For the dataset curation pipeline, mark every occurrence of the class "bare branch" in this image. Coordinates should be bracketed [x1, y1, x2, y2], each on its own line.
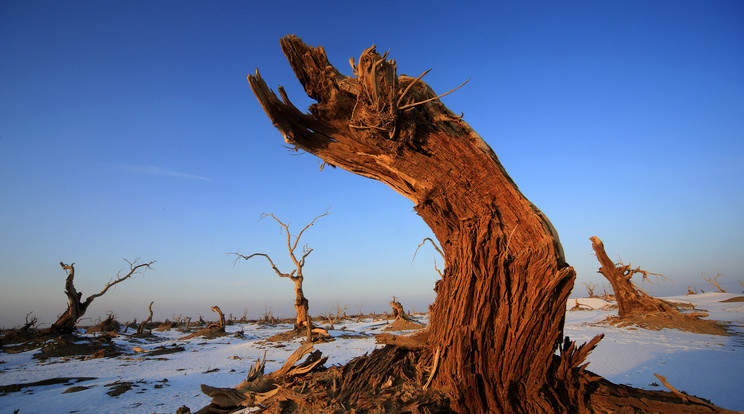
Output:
[299, 244, 313, 268]
[433, 256, 444, 279]
[86, 259, 155, 303]
[396, 68, 432, 108]
[582, 282, 597, 298]
[412, 237, 444, 264]
[230, 252, 294, 278]
[399, 78, 470, 111]
[291, 208, 331, 254]
[616, 258, 668, 285]
[701, 271, 726, 293]
[653, 374, 688, 403]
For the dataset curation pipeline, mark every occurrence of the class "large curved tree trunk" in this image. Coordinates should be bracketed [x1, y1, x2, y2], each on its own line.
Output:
[247, 36, 725, 413]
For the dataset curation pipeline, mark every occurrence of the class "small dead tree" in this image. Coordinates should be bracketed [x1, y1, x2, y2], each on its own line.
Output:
[583, 282, 597, 298]
[390, 296, 406, 320]
[21, 312, 39, 332]
[589, 236, 675, 318]
[50, 259, 154, 334]
[208, 306, 226, 332]
[701, 272, 726, 293]
[232, 210, 329, 330]
[137, 301, 154, 335]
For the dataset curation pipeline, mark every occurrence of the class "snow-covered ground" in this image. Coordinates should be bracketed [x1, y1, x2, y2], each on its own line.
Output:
[1, 292, 742, 413]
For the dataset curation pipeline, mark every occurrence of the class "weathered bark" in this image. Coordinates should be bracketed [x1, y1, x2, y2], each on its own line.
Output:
[247, 36, 727, 412]
[293, 279, 310, 329]
[590, 236, 677, 317]
[51, 260, 154, 334]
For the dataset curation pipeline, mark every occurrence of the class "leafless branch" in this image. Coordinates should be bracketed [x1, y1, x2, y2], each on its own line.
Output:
[412, 237, 444, 264]
[583, 282, 597, 298]
[399, 78, 470, 111]
[396, 68, 432, 107]
[432, 256, 444, 278]
[87, 259, 155, 302]
[230, 252, 295, 279]
[615, 258, 668, 285]
[701, 271, 726, 293]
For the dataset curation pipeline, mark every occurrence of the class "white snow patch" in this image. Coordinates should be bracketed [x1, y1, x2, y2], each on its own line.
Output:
[0, 296, 742, 412]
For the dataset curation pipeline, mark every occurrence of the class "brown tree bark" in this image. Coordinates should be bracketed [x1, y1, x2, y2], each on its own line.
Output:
[247, 36, 726, 412]
[50, 260, 154, 334]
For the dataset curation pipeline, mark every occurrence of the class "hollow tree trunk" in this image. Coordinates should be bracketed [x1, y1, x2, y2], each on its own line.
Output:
[248, 36, 724, 412]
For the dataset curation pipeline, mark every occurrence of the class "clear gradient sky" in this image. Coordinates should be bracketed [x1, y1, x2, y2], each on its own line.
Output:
[1, 1, 743, 328]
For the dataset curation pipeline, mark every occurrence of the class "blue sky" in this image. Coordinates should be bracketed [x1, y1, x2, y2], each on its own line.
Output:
[1, 1, 743, 328]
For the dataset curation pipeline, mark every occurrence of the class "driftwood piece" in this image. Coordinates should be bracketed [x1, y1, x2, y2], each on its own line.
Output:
[198, 343, 327, 412]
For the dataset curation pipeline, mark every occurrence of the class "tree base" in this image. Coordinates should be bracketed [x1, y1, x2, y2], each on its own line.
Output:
[190, 341, 731, 413]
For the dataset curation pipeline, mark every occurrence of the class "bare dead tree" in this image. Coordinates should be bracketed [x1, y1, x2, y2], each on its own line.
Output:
[244, 36, 726, 412]
[50, 259, 154, 334]
[137, 301, 154, 335]
[701, 272, 726, 293]
[583, 282, 597, 298]
[231, 210, 329, 330]
[389, 296, 406, 320]
[22, 312, 39, 332]
[590, 236, 677, 318]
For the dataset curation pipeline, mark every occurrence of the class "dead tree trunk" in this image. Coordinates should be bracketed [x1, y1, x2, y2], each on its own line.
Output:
[209, 306, 226, 331]
[137, 301, 154, 334]
[390, 297, 405, 320]
[247, 36, 725, 412]
[590, 236, 676, 317]
[232, 211, 328, 330]
[50, 260, 154, 334]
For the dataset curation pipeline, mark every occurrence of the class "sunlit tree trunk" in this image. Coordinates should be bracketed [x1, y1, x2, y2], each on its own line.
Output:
[247, 35, 725, 413]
